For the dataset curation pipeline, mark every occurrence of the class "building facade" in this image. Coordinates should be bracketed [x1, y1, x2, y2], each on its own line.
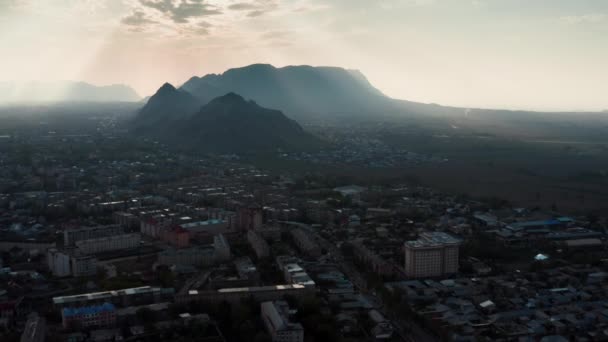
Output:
[261, 301, 304, 342]
[62, 303, 116, 329]
[75, 233, 140, 255]
[404, 232, 461, 278]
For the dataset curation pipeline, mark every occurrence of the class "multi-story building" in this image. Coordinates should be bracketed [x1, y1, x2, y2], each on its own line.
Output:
[47, 248, 97, 277]
[213, 234, 231, 262]
[63, 225, 124, 246]
[290, 229, 322, 258]
[237, 206, 263, 231]
[47, 248, 71, 277]
[53, 286, 167, 309]
[404, 232, 461, 278]
[160, 226, 190, 248]
[71, 254, 98, 277]
[180, 219, 231, 242]
[254, 225, 281, 242]
[283, 263, 315, 288]
[261, 301, 304, 342]
[75, 233, 140, 255]
[113, 211, 140, 229]
[247, 230, 270, 259]
[62, 302, 116, 329]
[351, 239, 394, 277]
[177, 284, 313, 306]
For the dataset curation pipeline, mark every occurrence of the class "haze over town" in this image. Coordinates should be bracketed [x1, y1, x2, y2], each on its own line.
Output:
[1, 0, 607, 111]
[3, 1, 608, 342]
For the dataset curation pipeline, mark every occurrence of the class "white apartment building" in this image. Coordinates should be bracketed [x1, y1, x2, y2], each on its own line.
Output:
[64, 225, 124, 246]
[261, 301, 304, 342]
[47, 248, 71, 277]
[213, 234, 231, 262]
[75, 233, 140, 255]
[47, 248, 97, 277]
[247, 230, 270, 259]
[404, 232, 461, 279]
[290, 229, 321, 258]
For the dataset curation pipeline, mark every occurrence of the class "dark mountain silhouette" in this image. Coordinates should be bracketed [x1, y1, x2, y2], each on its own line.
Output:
[132, 82, 201, 132]
[180, 64, 392, 120]
[0, 81, 140, 103]
[132, 87, 320, 152]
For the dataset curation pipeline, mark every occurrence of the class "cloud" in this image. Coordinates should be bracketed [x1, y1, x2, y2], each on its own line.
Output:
[228, 3, 258, 11]
[260, 30, 291, 40]
[121, 10, 157, 26]
[247, 10, 265, 17]
[560, 13, 606, 24]
[140, 0, 222, 23]
[227, 0, 278, 18]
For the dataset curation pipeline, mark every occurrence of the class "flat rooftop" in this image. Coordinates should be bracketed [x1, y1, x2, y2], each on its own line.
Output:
[405, 232, 461, 248]
[53, 286, 160, 305]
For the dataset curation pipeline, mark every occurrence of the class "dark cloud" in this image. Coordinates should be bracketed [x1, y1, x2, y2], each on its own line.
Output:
[140, 0, 222, 23]
[121, 10, 156, 26]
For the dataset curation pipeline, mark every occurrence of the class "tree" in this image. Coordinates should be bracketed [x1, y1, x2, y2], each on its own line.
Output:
[254, 332, 272, 342]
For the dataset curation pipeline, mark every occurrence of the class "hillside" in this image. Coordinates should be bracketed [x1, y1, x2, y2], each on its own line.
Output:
[132, 88, 320, 153]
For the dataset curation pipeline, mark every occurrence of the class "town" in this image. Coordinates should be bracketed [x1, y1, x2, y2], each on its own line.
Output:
[1, 125, 607, 342]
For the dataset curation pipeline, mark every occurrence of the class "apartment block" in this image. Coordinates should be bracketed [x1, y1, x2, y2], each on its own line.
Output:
[404, 232, 461, 278]
[261, 301, 304, 342]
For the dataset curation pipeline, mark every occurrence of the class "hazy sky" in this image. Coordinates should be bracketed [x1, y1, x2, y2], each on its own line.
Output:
[1, 0, 607, 111]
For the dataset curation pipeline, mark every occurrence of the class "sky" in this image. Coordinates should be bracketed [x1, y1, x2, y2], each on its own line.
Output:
[0, 0, 607, 111]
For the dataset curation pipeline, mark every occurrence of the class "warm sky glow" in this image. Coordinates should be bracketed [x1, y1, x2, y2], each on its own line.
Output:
[1, 0, 607, 111]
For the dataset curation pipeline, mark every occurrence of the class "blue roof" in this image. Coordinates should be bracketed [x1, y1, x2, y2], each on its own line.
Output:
[63, 303, 115, 317]
[509, 220, 562, 231]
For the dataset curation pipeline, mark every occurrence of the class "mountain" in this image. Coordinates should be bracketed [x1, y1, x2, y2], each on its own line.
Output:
[180, 64, 393, 121]
[132, 82, 201, 132]
[132, 87, 320, 153]
[0, 81, 140, 103]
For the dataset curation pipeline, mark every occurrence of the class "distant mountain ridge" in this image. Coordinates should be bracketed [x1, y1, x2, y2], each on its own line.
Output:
[132, 84, 320, 152]
[0, 81, 140, 103]
[180, 64, 391, 120]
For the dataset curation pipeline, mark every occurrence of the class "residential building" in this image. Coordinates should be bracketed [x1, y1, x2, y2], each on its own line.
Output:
[404, 232, 461, 278]
[213, 234, 231, 262]
[247, 230, 270, 259]
[63, 225, 124, 246]
[160, 226, 190, 248]
[290, 229, 321, 258]
[62, 303, 116, 329]
[238, 206, 263, 231]
[75, 233, 140, 255]
[53, 286, 167, 309]
[177, 284, 313, 306]
[261, 301, 304, 342]
[47, 248, 71, 277]
[47, 248, 97, 277]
